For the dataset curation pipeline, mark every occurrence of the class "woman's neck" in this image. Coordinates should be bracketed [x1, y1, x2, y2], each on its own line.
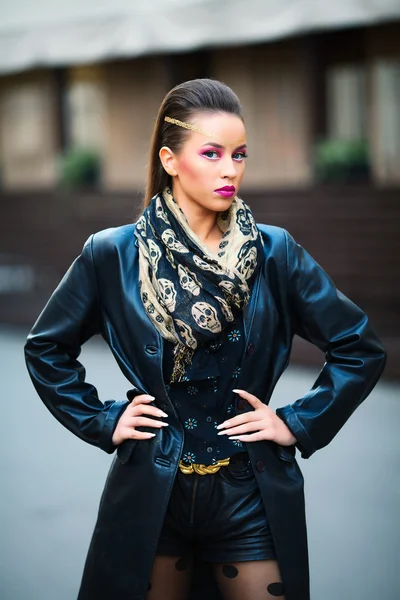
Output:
[173, 195, 222, 250]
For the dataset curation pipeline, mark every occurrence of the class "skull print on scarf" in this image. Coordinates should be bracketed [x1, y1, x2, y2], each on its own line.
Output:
[134, 187, 264, 381]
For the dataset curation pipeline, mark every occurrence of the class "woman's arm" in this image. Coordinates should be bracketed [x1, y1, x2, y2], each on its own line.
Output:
[24, 235, 133, 453]
[276, 231, 387, 459]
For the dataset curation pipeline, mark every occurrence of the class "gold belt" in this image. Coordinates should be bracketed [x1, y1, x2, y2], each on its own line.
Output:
[179, 457, 230, 475]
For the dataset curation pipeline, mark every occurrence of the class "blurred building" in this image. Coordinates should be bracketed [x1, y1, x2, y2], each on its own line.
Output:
[1, 2, 400, 189]
[0, 1, 399, 375]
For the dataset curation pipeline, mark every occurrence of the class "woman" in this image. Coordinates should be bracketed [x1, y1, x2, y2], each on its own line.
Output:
[25, 79, 386, 600]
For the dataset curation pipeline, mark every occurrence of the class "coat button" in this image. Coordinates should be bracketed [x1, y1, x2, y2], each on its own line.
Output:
[256, 460, 265, 472]
[246, 342, 255, 355]
[237, 398, 247, 411]
[145, 345, 158, 355]
[206, 416, 212, 423]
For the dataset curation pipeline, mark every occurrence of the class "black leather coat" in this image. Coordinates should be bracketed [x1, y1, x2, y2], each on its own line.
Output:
[24, 224, 386, 600]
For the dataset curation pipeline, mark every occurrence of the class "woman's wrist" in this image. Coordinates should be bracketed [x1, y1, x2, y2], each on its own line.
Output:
[274, 413, 297, 446]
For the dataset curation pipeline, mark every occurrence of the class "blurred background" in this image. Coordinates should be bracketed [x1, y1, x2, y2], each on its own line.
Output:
[0, 1, 399, 599]
[0, 0, 399, 376]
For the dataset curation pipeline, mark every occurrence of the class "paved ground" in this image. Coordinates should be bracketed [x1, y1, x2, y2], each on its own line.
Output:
[1, 327, 399, 600]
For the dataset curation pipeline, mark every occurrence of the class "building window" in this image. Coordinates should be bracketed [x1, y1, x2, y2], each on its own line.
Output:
[65, 68, 106, 153]
[326, 64, 367, 140]
[373, 60, 400, 183]
[0, 84, 45, 162]
[0, 79, 56, 188]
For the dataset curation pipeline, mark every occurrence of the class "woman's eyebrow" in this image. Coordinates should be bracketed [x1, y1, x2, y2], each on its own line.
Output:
[201, 142, 224, 149]
[200, 142, 247, 150]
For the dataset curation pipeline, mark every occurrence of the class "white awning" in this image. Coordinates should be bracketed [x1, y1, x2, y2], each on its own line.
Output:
[1, 0, 400, 75]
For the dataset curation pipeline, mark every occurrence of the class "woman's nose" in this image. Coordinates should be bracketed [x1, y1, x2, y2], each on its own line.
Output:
[221, 158, 237, 179]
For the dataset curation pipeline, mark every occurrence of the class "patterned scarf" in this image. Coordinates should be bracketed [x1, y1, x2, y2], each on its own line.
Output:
[134, 187, 264, 382]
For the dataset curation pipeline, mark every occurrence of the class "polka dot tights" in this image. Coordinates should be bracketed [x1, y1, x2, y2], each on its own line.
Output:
[146, 555, 285, 600]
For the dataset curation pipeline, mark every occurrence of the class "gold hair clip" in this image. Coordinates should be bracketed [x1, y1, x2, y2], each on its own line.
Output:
[164, 116, 218, 139]
[164, 116, 246, 147]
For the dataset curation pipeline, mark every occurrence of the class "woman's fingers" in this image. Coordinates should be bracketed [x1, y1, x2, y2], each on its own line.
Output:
[112, 422, 156, 445]
[129, 416, 169, 429]
[127, 394, 168, 418]
[218, 421, 264, 437]
[216, 411, 260, 431]
[129, 394, 155, 409]
[112, 394, 169, 445]
[131, 403, 168, 418]
[128, 429, 156, 440]
[229, 431, 267, 442]
[232, 389, 262, 407]
[113, 416, 167, 445]
[216, 390, 276, 441]
[132, 393, 155, 402]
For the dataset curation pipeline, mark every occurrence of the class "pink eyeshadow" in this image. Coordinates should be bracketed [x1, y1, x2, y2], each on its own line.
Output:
[200, 148, 222, 157]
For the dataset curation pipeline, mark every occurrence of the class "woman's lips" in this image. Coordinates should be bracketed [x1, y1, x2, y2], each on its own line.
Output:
[214, 186, 236, 198]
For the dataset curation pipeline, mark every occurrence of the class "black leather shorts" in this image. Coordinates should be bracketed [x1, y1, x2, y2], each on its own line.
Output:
[156, 453, 276, 563]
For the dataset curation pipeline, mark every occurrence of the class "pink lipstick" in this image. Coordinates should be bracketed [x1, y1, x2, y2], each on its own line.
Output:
[214, 186, 236, 198]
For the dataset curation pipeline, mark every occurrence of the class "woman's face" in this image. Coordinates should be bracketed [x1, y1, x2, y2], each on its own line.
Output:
[161, 111, 247, 216]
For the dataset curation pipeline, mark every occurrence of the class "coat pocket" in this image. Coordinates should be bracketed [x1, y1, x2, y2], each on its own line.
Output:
[116, 439, 138, 464]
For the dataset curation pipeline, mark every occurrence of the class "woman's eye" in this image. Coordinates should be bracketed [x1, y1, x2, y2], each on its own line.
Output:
[233, 152, 248, 161]
[202, 150, 219, 159]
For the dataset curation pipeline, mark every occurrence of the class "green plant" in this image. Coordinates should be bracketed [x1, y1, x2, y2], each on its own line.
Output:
[58, 147, 101, 191]
[315, 139, 370, 182]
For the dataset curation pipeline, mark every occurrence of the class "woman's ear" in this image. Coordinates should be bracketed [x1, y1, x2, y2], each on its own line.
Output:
[159, 147, 178, 177]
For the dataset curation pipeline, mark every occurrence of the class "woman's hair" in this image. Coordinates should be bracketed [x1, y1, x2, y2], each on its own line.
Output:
[142, 78, 243, 209]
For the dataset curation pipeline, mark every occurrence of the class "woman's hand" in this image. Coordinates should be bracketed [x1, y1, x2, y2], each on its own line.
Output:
[217, 389, 297, 446]
[112, 394, 168, 446]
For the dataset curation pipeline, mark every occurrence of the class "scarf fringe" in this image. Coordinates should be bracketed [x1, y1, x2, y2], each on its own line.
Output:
[170, 344, 195, 383]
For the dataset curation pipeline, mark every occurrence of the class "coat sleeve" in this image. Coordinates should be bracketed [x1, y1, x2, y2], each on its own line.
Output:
[275, 230, 387, 459]
[24, 235, 135, 453]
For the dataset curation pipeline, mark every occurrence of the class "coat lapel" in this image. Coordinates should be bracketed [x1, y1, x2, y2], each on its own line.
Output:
[243, 266, 262, 343]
